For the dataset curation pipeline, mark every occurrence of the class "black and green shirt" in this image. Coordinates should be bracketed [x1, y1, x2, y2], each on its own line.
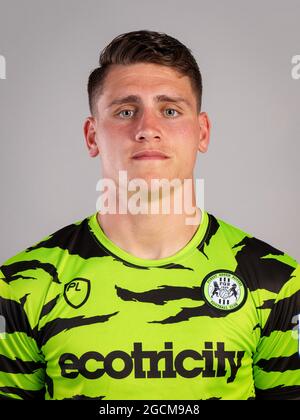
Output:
[0, 210, 299, 400]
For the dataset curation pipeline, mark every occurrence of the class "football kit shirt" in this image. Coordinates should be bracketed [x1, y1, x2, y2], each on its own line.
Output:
[0, 210, 299, 400]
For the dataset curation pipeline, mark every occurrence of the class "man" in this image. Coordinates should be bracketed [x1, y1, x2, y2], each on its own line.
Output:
[0, 30, 299, 400]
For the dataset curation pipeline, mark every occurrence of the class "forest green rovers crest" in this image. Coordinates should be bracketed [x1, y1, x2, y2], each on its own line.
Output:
[202, 270, 247, 312]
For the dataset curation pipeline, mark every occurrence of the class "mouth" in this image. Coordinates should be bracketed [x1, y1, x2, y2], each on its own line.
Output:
[131, 150, 170, 160]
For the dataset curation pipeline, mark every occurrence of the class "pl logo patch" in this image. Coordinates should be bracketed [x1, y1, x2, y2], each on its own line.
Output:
[202, 270, 247, 312]
[64, 278, 91, 309]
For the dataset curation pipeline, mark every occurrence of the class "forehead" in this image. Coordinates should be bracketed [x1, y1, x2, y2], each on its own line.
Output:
[100, 63, 194, 99]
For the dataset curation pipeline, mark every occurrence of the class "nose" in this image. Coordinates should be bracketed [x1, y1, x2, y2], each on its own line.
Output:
[134, 109, 161, 143]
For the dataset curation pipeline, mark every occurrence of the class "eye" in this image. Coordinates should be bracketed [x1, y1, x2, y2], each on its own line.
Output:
[164, 108, 180, 117]
[117, 109, 135, 118]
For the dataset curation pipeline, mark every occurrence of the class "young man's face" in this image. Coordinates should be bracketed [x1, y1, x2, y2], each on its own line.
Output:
[84, 62, 210, 185]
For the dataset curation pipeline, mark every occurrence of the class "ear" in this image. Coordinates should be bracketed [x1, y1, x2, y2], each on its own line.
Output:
[83, 116, 100, 158]
[197, 112, 211, 153]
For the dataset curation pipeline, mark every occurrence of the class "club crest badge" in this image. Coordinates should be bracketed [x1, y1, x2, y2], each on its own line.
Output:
[202, 270, 247, 312]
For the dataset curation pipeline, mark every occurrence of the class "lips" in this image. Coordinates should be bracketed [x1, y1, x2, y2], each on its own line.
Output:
[132, 150, 170, 159]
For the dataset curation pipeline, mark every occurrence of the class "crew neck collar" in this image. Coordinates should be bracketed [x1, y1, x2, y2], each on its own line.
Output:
[88, 209, 209, 267]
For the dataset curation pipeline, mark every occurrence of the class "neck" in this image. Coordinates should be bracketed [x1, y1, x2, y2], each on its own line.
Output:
[96, 184, 201, 260]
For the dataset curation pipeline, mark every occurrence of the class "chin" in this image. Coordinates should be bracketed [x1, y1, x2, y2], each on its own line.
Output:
[130, 170, 177, 183]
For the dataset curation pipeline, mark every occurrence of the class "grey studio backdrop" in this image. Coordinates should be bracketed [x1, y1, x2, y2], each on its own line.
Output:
[0, 0, 299, 263]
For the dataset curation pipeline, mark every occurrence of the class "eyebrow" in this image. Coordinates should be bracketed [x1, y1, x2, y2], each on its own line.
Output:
[107, 94, 192, 109]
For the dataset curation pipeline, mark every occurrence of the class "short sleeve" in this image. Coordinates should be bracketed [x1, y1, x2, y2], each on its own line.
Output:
[253, 264, 300, 400]
[0, 262, 46, 399]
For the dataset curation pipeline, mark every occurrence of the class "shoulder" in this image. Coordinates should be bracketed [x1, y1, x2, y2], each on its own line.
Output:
[0, 214, 95, 329]
[207, 212, 298, 293]
[0, 214, 93, 293]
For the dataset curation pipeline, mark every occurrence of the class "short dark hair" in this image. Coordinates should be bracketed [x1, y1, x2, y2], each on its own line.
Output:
[87, 30, 202, 115]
